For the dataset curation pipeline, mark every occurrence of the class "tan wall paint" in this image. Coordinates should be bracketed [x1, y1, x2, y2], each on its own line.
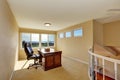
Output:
[103, 20, 120, 46]
[0, 0, 18, 80]
[93, 20, 120, 58]
[93, 20, 103, 45]
[19, 28, 56, 60]
[57, 20, 93, 62]
[93, 20, 120, 77]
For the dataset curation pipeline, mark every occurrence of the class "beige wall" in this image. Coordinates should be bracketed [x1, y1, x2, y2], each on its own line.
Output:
[93, 20, 103, 45]
[103, 20, 120, 46]
[0, 0, 18, 80]
[57, 20, 93, 62]
[92, 20, 120, 78]
[19, 28, 56, 60]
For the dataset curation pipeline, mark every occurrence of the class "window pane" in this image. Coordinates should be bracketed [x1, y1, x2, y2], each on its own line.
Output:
[59, 33, 64, 38]
[41, 34, 48, 47]
[31, 33, 39, 47]
[74, 28, 83, 37]
[48, 34, 55, 46]
[21, 33, 30, 47]
[66, 32, 71, 38]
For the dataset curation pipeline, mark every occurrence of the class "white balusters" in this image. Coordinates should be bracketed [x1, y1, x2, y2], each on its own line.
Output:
[88, 49, 120, 80]
[102, 59, 105, 80]
[114, 62, 117, 80]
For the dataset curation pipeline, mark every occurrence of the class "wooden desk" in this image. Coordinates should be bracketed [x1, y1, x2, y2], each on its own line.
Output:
[39, 49, 62, 71]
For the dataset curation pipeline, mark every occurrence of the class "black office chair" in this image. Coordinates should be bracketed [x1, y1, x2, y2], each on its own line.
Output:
[22, 41, 42, 69]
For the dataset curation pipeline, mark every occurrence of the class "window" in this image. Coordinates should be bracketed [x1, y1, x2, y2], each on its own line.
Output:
[41, 34, 48, 47]
[59, 33, 64, 38]
[41, 34, 55, 47]
[48, 34, 55, 46]
[31, 33, 39, 47]
[21, 33, 30, 47]
[74, 28, 83, 37]
[65, 31, 71, 38]
[21, 33, 55, 48]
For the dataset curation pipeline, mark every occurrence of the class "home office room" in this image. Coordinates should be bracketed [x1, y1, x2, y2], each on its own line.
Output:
[0, 0, 120, 80]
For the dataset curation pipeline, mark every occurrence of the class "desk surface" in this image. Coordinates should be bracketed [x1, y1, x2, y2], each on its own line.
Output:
[41, 48, 55, 53]
[38, 48, 62, 56]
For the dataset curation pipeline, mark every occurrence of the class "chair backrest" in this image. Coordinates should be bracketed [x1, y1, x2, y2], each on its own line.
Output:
[22, 41, 34, 59]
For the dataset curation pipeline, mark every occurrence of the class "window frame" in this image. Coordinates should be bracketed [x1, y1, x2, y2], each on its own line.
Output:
[65, 31, 71, 38]
[41, 34, 48, 47]
[20, 33, 55, 48]
[73, 28, 83, 37]
[21, 33, 31, 48]
[31, 33, 40, 48]
[48, 34, 55, 47]
[59, 33, 64, 38]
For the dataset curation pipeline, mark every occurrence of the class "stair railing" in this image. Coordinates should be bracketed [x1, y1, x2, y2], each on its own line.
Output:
[88, 49, 120, 80]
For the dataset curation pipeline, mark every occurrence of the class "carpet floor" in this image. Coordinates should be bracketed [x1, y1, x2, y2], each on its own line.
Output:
[12, 57, 89, 80]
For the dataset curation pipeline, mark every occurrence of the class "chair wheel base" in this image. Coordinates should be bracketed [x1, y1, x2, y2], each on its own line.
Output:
[27, 63, 41, 69]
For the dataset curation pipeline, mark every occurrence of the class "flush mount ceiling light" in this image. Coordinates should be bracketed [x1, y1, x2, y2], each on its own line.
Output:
[44, 23, 51, 27]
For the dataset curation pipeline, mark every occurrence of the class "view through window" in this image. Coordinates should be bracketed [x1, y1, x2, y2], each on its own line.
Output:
[41, 34, 48, 47]
[21, 33, 30, 47]
[59, 33, 64, 38]
[31, 33, 39, 47]
[65, 31, 71, 38]
[21, 33, 55, 48]
[48, 34, 55, 46]
[74, 28, 83, 37]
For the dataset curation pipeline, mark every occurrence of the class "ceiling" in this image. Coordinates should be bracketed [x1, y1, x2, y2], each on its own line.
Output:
[7, 0, 120, 31]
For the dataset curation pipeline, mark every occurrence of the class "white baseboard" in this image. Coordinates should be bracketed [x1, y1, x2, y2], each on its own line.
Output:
[9, 70, 14, 80]
[63, 56, 88, 65]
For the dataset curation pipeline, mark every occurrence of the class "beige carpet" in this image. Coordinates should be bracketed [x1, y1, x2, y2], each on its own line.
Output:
[12, 57, 89, 80]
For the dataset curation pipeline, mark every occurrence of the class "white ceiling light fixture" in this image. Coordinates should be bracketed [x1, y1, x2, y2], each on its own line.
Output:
[44, 23, 51, 27]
